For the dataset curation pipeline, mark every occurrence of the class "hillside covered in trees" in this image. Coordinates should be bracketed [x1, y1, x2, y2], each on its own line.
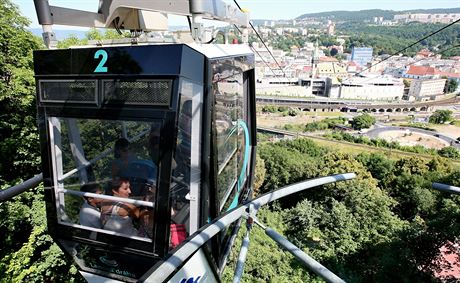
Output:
[223, 138, 460, 282]
[338, 22, 460, 56]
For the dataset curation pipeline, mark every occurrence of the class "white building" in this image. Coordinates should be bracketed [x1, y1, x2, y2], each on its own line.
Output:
[256, 78, 313, 97]
[394, 13, 460, 24]
[339, 76, 404, 101]
[408, 78, 447, 101]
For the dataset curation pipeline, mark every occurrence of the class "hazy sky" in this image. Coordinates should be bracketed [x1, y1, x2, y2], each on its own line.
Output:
[16, 0, 460, 29]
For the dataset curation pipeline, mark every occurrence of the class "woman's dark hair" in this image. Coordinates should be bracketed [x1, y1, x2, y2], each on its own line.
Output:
[114, 138, 129, 158]
[111, 177, 130, 193]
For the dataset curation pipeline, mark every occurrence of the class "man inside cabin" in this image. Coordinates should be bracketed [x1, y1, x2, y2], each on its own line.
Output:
[79, 183, 103, 229]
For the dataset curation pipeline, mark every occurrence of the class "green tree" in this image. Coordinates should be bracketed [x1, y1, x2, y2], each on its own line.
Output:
[330, 48, 338, 57]
[429, 110, 452, 124]
[252, 137, 459, 282]
[222, 207, 318, 282]
[57, 28, 128, 49]
[351, 113, 376, 130]
[0, 1, 82, 282]
[0, 188, 83, 283]
[56, 34, 87, 49]
[253, 153, 266, 196]
[444, 79, 458, 93]
[356, 152, 394, 182]
[403, 79, 411, 88]
[261, 105, 278, 113]
[438, 146, 460, 159]
[0, 0, 43, 183]
[258, 143, 319, 193]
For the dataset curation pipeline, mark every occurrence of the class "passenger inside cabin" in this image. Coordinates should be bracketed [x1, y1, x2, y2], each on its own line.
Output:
[101, 178, 152, 237]
[79, 183, 103, 229]
[111, 138, 136, 181]
[148, 126, 161, 167]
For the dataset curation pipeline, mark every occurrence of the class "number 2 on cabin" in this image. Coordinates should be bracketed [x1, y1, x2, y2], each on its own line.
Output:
[94, 50, 108, 73]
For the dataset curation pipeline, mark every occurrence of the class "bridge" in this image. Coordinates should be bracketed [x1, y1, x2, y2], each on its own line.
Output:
[257, 96, 460, 113]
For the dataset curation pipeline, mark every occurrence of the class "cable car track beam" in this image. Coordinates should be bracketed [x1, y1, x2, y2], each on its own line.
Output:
[0, 173, 43, 202]
[142, 173, 355, 282]
[432, 183, 460, 195]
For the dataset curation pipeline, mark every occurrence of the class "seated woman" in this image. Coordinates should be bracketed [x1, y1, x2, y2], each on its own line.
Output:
[101, 178, 144, 237]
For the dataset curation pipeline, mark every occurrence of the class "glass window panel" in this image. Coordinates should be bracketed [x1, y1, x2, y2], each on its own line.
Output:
[49, 117, 161, 241]
[171, 79, 203, 248]
[214, 72, 244, 210]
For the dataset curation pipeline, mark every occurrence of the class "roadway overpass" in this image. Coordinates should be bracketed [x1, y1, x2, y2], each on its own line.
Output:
[257, 96, 460, 113]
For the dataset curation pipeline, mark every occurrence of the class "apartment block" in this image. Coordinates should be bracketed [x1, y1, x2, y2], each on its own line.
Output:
[408, 78, 447, 101]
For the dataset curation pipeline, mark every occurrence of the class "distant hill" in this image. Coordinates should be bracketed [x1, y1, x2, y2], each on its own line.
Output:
[28, 26, 189, 40]
[29, 28, 87, 40]
[296, 8, 460, 22]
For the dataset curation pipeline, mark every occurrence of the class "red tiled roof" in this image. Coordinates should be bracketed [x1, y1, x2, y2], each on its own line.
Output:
[319, 56, 338, 62]
[406, 65, 437, 76]
[438, 71, 460, 79]
[347, 61, 358, 67]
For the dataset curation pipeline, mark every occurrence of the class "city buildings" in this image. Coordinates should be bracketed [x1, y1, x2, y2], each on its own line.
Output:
[408, 78, 447, 101]
[394, 13, 460, 24]
[351, 47, 373, 67]
[339, 76, 405, 101]
[327, 21, 335, 35]
[403, 65, 438, 79]
[248, 21, 459, 101]
[315, 61, 348, 79]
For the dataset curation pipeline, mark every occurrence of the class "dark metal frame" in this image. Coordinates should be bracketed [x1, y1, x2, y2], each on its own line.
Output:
[34, 43, 256, 281]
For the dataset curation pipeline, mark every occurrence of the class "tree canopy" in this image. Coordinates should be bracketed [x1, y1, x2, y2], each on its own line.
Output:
[429, 110, 453, 124]
[351, 113, 376, 130]
[0, 0, 43, 183]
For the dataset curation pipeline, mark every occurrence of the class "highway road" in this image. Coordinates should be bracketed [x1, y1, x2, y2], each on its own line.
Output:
[364, 125, 460, 150]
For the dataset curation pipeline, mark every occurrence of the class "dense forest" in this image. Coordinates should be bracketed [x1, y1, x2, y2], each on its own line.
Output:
[1, 1, 460, 282]
[222, 138, 460, 282]
[268, 22, 460, 56]
[338, 22, 460, 56]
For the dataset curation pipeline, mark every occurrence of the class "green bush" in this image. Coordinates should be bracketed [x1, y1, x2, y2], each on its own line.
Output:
[261, 105, 278, 113]
[351, 114, 376, 130]
[429, 110, 453, 124]
[438, 146, 460, 159]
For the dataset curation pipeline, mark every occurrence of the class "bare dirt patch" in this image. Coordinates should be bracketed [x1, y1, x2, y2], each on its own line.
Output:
[257, 113, 342, 128]
[377, 130, 449, 150]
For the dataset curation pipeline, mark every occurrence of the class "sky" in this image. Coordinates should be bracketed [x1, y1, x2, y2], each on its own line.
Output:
[16, 0, 460, 30]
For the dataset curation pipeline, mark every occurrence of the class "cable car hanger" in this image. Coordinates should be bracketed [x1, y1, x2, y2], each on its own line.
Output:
[33, 0, 250, 48]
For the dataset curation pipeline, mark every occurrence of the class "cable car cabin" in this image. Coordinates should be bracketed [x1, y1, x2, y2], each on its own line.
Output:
[33, 43, 256, 282]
